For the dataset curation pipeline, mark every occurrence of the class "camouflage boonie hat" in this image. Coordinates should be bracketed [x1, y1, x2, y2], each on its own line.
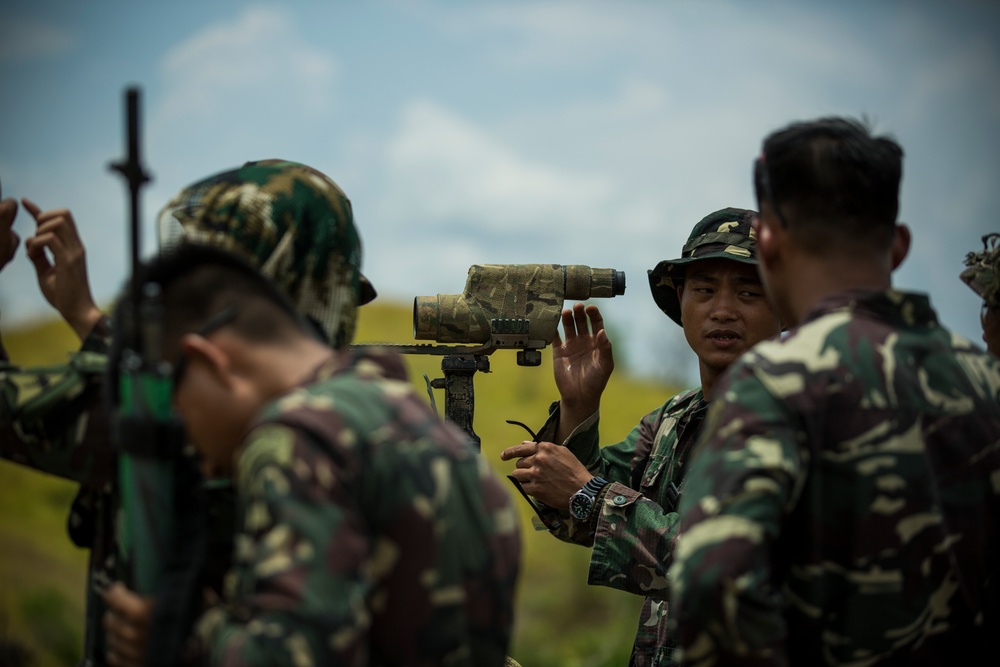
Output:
[961, 232, 1000, 310]
[157, 159, 374, 348]
[647, 207, 759, 326]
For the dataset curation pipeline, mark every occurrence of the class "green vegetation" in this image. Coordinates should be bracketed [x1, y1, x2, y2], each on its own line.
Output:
[0, 301, 680, 666]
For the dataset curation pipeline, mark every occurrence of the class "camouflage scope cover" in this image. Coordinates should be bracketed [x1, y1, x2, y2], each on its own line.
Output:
[961, 233, 1000, 310]
[647, 207, 759, 326]
[156, 159, 376, 348]
[414, 264, 626, 345]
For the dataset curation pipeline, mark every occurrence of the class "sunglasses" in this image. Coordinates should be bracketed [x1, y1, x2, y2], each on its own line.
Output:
[171, 306, 240, 395]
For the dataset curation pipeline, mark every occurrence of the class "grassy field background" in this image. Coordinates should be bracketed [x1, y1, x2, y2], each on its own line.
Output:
[0, 299, 678, 667]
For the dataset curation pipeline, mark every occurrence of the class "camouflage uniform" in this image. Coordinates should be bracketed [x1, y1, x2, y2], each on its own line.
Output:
[0, 159, 379, 667]
[0, 317, 118, 666]
[669, 289, 1000, 665]
[528, 209, 761, 667]
[189, 345, 520, 666]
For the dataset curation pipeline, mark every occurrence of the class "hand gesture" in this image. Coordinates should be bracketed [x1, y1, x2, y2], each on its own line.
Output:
[22, 198, 102, 340]
[552, 303, 614, 433]
[0, 198, 19, 271]
[500, 440, 593, 510]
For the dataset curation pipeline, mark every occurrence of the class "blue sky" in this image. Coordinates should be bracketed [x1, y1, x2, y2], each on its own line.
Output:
[1, 0, 998, 385]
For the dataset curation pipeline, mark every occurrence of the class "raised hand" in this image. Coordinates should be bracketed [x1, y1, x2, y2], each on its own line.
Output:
[551, 303, 615, 439]
[22, 198, 102, 340]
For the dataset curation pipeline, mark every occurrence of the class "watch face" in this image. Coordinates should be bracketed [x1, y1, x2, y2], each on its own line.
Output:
[569, 492, 593, 520]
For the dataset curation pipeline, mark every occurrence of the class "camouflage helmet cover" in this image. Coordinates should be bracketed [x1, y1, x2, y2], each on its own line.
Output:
[647, 207, 760, 326]
[157, 159, 375, 348]
[961, 232, 1000, 310]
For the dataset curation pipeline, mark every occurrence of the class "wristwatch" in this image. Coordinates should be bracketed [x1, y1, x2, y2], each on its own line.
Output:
[569, 476, 609, 520]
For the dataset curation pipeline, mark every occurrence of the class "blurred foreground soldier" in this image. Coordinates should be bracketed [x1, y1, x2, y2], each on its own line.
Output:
[961, 232, 1000, 356]
[102, 242, 521, 667]
[0, 160, 381, 666]
[501, 208, 781, 666]
[670, 117, 1000, 665]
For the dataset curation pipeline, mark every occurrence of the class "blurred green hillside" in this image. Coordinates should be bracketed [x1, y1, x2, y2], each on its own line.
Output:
[0, 301, 680, 667]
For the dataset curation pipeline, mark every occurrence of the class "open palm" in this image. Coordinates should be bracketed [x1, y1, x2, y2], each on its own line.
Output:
[552, 302, 615, 414]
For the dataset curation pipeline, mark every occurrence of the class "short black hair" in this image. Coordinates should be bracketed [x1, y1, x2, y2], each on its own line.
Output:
[754, 116, 903, 252]
[115, 244, 316, 364]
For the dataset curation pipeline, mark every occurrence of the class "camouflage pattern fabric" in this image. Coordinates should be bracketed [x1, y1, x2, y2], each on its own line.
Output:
[647, 208, 758, 326]
[414, 263, 622, 345]
[669, 289, 1000, 665]
[157, 159, 372, 349]
[530, 387, 709, 667]
[961, 232, 1000, 309]
[191, 346, 521, 666]
[0, 316, 118, 666]
[1, 160, 384, 666]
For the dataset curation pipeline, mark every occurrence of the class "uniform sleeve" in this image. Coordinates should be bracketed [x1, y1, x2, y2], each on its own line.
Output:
[528, 401, 603, 544]
[533, 400, 683, 603]
[0, 315, 114, 486]
[194, 422, 371, 667]
[668, 361, 803, 666]
[586, 404, 680, 600]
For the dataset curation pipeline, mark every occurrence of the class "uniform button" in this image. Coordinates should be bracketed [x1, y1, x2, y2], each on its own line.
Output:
[613, 495, 627, 505]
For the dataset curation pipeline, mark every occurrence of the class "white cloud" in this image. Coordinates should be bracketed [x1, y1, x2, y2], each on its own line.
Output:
[155, 6, 339, 124]
[0, 16, 74, 62]
[380, 99, 616, 231]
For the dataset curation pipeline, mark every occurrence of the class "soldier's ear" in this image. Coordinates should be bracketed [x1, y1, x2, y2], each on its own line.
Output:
[756, 212, 781, 270]
[890, 223, 911, 271]
[179, 333, 237, 391]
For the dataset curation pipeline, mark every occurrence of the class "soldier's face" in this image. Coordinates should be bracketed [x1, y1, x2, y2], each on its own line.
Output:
[172, 337, 258, 478]
[678, 258, 781, 387]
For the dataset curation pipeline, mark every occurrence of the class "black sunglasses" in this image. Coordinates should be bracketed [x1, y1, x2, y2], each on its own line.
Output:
[171, 306, 240, 395]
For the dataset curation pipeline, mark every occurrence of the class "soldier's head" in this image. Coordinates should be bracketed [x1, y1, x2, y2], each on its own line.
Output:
[961, 232, 1000, 356]
[752, 117, 911, 325]
[157, 159, 375, 350]
[122, 243, 335, 476]
[648, 208, 781, 395]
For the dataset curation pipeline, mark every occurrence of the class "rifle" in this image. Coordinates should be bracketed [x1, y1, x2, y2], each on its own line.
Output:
[356, 263, 626, 450]
[108, 86, 176, 596]
[109, 86, 205, 667]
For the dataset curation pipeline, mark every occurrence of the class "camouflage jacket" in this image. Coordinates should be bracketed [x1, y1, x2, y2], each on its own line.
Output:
[670, 289, 1000, 666]
[0, 318, 234, 667]
[0, 317, 118, 667]
[191, 346, 521, 667]
[532, 387, 709, 667]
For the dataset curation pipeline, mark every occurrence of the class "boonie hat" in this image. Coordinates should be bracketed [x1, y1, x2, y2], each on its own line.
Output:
[647, 207, 759, 326]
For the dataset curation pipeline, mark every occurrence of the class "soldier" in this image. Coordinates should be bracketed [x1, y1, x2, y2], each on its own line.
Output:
[101, 244, 521, 663]
[669, 117, 1000, 664]
[0, 195, 118, 667]
[500, 208, 782, 666]
[961, 232, 1000, 356]
[0, 160, 380, 666]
